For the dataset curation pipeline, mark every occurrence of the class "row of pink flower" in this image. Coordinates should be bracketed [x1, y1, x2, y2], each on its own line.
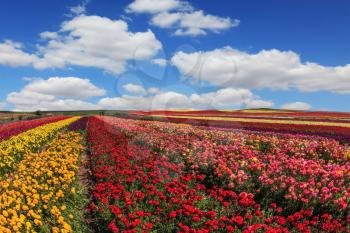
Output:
[87, 116, 350, 232]
[0, 116, 69, 141]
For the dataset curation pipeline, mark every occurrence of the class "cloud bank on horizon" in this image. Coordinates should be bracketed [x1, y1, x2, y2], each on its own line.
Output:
[0, 0, 348, 111]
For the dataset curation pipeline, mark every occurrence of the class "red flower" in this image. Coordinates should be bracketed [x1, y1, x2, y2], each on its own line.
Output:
[135, 210, 144, 217]
[144, 222, 153, 229]
[169, 211, 177, 218]
[109, 206, 121, 215]
[108, 220, 119, 233]
[239, 192, 248, 200]
[102, 197, 108, 205]
[192, 215, 201, 222]
[234, 216, 244, 225]
[227, 225, 235, 232]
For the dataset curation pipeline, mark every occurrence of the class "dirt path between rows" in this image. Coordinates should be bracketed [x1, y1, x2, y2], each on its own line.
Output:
[78, 133, 95, 233]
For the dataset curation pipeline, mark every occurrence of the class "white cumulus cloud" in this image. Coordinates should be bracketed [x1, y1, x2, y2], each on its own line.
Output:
[190, 88, 250, 108]
[281, 102, 312, 111]
[152, 58, 167, 67]
[23, 77, 106, 99]
[68, 0, 90, 16]
[147, 87, 161, 94]
[0, 15, 162, 74]
[12, 99, 100, 112]
[127, 0, 238, 36]
[99, 83, 273, 110]
[126, 0, 189, 14]
[99, 91, 190, 110]
[0, 40, 38, 67]
[171, 47, 350, 94]
[6, 80, 274, 111]
[6, 77, 105, 111]
[244, 99, 274, 109]
[35, 15, 162, 74]
[123, 83, 147, 96]
[39, 31, 58, 40]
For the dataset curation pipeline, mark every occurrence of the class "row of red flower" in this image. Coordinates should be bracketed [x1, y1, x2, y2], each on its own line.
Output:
[0, 116, 68, 141]
[87, 116, 350, 232]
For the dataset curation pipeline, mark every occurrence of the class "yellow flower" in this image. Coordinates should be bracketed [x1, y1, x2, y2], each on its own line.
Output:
[0, 125, 84, 233]
[52, 227, 60, 233]
[2, 210, 9, 217]
[25, 221, 32, 229]
[345, 148, 350, 159]
[34, 219, 41, 226]
[70, 188, 76, 194]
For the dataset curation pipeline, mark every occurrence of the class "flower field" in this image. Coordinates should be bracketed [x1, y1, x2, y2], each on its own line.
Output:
[0, 116, 69, 141]
[130, 110, 350, 142]
[1, 113, 350, 232]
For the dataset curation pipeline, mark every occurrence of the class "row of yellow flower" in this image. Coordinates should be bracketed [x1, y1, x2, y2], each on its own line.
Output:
[0, 131, 84, 233]
[0, 117, 80, 174]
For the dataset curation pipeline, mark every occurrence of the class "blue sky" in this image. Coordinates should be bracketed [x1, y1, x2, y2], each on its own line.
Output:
[0, 0, 349, 111]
